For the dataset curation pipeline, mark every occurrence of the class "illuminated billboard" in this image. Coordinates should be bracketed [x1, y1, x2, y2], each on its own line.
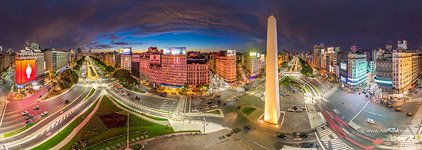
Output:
[16, 59, 36, 84]
[150, 54, 161, 64]
[122, 47, 132, 55]
[340, 62, 347, 71]
[226, 50, 236, 56]
[163, 47, 186, 55]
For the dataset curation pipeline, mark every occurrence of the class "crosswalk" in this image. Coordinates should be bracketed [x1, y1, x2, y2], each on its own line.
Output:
[323, 87, 338, 98]
[317, 125, 353, 150]
[329, 139, 353, 150]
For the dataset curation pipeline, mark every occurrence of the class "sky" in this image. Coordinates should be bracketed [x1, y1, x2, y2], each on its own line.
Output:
[1, 0, 422, 53]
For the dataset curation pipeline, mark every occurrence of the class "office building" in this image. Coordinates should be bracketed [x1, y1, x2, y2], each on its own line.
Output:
[215, 50, 237, 82]
[44, 49, 69, 73]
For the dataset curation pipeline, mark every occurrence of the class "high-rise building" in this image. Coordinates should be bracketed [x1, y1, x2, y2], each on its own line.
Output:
[346, 54, 368, 88]
[215, 50, 237, 82]
[161, 47, 187, 86]
[313, 44, 324, 68]
[187, 52, 209, 86]
[131, 54, 140, 77]
[120, 47, 132, 71]
[16, 49, 45, 78]
[243, 51, 262, 77]
[44, 49, 69, 73]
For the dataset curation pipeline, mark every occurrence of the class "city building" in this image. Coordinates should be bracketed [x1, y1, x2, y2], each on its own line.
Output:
[120, 47, 132, 71]
[0, 53, 13, 75]
[187, 52, 209, 86]
[44, 48, 69, 73]
[313, 44, 324, 68]
[161, 47, 187, 87]
[16, 49, 45, 78]
[131, 54, 140, 77]
[375, 42, 422, 98]
[346, 53, 368, 88]
[243, 51, 262, 77]
[215, 50, 237, 82]
[208, 53, 216, 73]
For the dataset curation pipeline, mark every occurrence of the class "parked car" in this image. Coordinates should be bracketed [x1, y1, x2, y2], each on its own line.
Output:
[301, 142, 317, 148]
[22, 111, 29, 116]
[367, 118, 375, 124]
[287, 108, 295, 112]
[244, 125, 252, 131]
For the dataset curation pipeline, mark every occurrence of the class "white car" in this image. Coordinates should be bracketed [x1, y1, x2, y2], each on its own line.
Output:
[22, 111, 29, 116]
[287, 108, 295, 112]
[367, 118, 375, 124]
[387, 128, 399, 133]
[41, 111, 48, 117]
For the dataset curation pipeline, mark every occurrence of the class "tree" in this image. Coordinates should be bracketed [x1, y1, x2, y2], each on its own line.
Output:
[113, 69, 138, 85]
[58, 69, 79, 89]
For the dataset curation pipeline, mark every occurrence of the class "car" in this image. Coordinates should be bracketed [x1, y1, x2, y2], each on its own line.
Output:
[395, 107, 402, 111]
[296, 108, 304, 112]
[25, 114, 33, 120]
[387, 128, 399, 133]
[276, 133, 288, 139]
[65, 99, 70, 104]
[301, 142, 317, 148]
[38, 95, 43, 98]
[287, 108, 295, 112]
[387, 104, 393, 108]
[367, 118, 375, 124]
[236, 106, 241, 111]
[244, 125, 252, 131]
[33, 105, 39, 110]
[22, 111, 29, 116]
[41, 111, 48, 117]
[292, 105, 298, 111]
[407, 112, 414, 116]
[299, 133, 309, 138]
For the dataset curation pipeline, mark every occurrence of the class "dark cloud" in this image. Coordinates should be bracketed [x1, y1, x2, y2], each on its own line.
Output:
[1, 0, 422, 51]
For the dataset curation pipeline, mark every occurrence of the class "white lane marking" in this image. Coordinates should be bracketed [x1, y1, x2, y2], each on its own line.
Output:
[349, 100, 370, 123]
[362, 110, 382, 117]
[0, 100, 7, 126]
[315, 131, 327, 150]
[253, 141, 270, 150]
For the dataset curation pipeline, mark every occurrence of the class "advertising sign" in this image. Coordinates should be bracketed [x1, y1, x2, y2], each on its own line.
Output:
[16, 59, 36, 84]
[163, 47, 186, 55]
[122, 47, 132, 55]
[227, 50, 236, 56]
[149, 54, 161, 64]
[340, 62, 347, 71]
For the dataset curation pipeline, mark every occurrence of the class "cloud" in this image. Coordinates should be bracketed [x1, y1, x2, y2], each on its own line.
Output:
[1, 0, 422, 51]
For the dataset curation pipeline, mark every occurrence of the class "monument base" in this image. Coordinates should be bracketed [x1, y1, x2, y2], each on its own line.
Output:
[258, 112, 285, 127]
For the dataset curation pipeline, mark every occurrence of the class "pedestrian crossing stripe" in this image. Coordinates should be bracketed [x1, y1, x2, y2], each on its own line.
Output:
[329, 139, 353, 150]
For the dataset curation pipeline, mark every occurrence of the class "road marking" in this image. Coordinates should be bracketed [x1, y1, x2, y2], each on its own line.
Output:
[349, 100, 370, 123]
[315, 131, 327, 150]
[362, 110, 382, 117]
[0, 100, 7, 126]
[253, 141, 270, 150]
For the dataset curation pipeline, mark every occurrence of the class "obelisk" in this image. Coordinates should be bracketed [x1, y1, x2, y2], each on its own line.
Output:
[264, 15, 280, 124]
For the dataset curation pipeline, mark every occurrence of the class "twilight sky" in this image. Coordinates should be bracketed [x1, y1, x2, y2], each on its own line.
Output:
[1, 0, 422, 52]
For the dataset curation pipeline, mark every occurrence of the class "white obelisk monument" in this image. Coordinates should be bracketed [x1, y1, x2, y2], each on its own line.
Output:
[264, 15, 280, 124]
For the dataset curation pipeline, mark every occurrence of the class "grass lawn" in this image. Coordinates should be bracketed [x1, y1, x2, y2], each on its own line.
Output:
[64, 96, 174, 150]
[32, 99, 99, 150]
[241, 106, 256, 116]
[88, 88, 96, 98]
[206, 109, 222, 115]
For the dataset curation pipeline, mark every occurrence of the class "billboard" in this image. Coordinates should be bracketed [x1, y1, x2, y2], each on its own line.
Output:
[226, 50, 236, 56]
[16, 59, 36, 84]
[150, 54, 161, 64]
[122, 47, 132, 55]
[163, 47, 186, 55]
[340, 62, 347, 71]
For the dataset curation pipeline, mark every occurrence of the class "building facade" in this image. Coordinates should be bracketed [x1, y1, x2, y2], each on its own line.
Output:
[44, 49, 69, 73]
[215, 50, 237, 82]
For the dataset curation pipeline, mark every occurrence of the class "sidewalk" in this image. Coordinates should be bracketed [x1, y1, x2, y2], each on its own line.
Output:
[52, 95, 104, 149]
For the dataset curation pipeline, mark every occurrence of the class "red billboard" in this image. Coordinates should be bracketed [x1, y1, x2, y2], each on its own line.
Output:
[16, 59, 36, 84]
[150, 54, 161, 64]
